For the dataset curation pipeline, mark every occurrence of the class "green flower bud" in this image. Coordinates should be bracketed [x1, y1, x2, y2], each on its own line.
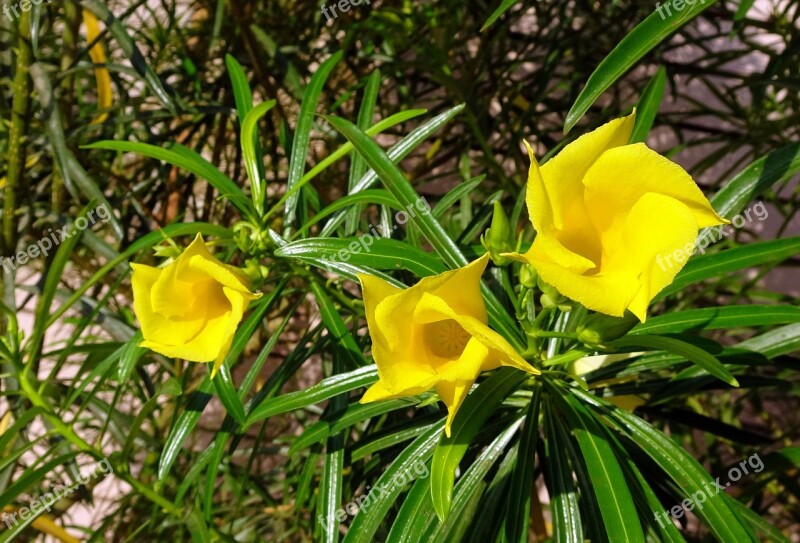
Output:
[577, 312, 639, 345]
[243, 258, 269, 285]
[481, 201, 515, 265]
[519, 265, 538, 288]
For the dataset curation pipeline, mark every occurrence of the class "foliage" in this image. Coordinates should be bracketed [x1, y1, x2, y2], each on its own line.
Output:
[0, 0, 798, 542]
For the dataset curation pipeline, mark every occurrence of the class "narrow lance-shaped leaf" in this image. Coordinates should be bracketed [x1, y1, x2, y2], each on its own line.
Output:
[284, 51, 344, 232]
[564, 0, 716, 132]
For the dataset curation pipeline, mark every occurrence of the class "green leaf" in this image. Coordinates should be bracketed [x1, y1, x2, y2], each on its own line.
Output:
[184, 508, 212, 543]
[342, 422, 445, 543]
[213, 363, 246, 425]
[25, 206, 88, 363]
[277, 238, 446, 278]
[318, 351, 349, 543]
[657, 236, 800, 300]
[320, 105, 465, 237]
[430, 368, 527, 520]
[611, 334, 739, 386]
[501, 382, 541, 543]
[543, 403, 584, 543]
[351, 418, 440, 462]
[430, 418, 524, 541]
[118, 331, 147, 383]
[225, 54, 255, 124]
[284, 51, 343, 231]
[346, 70, 382, 233]
[85, 141, 257, 222]
[290, 398, 419, 453]
[385, 476, 433, 543]
[80, 0, 177, 112]
[736, 323, 800, 359]
[725, 495, 789, 543]
[269, 109, 427, 228]
[573, 387, 758, 543]
[202, 431, 229, 519]
[296, 189, 400, 236]
[323, 115, 464, 268]
[551, 389, 645, 543]
[710, 142, 800, 219]
[245, 366, 378, 426]
[564, 0, 716, 132]
[28, 65, 124, 238]
[734, 0, 757, 21]
[629, 66, 666, 143]
[159, 376, 215, 480]
[311, 281, 370, 370]
[432, 176, 484, 219]
[241, 100, 277, 216]
[633, 305, 800, 335]
[481, 0, 519, 31]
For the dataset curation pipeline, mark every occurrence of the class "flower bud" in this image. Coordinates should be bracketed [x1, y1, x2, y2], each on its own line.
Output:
[519, 265, 538, 288]
[577, 312, 639, 345]
[481, 201, 515, 265]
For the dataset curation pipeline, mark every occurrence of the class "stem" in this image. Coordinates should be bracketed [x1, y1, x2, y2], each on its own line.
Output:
[531, 331, 577, 340]
[3, 8, 32, 256]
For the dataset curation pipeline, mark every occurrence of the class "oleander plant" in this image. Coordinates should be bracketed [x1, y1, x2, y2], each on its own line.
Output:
[1, 0, 799, 542]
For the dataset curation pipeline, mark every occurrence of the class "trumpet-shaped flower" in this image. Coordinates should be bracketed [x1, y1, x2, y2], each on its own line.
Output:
[508, 111, 728, 321]
[358, 254, 539, 436]
[131, 234, 261, 376]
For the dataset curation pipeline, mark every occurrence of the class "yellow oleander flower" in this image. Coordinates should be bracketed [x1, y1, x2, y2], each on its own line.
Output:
[508, 112, 728, 321]
[131, 234, 261, 376]
[358, 254, 539, 436]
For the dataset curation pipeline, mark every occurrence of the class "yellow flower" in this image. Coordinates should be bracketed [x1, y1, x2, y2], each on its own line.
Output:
[131, 234, 261, 376]
[358, 254, 539, 436]
[508, 112, 728, 321]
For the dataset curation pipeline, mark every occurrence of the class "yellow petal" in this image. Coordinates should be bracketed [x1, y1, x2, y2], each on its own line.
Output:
[435, 380, 472, 437]
[361, 379, 431, 403]
[615, 193, 701, 321]
[358, 272, 404, 352]
[583, 143, 728, 235]
[211, 287, 250, 377]
[540, 112, 636, 221]
[413, 292, 538, 375]
[536, 112, 636, 252]
[131, 263, 206, 345]
[427, 254, 489, 322]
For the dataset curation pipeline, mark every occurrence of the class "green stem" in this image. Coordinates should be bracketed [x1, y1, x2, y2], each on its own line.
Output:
[3, 9, 32, 256]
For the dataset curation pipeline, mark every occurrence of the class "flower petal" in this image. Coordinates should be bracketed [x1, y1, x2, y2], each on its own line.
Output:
[435, 380, 472, 437]
[583, 143, 728, 236]
[538, 112, 635, 232]
[617, 193, 700, 320]
[131, 263, 206, 345]
[413, 292, 538, 375]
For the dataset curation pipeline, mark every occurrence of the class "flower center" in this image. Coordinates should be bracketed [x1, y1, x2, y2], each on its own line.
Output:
[422, 319, 471, 359]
